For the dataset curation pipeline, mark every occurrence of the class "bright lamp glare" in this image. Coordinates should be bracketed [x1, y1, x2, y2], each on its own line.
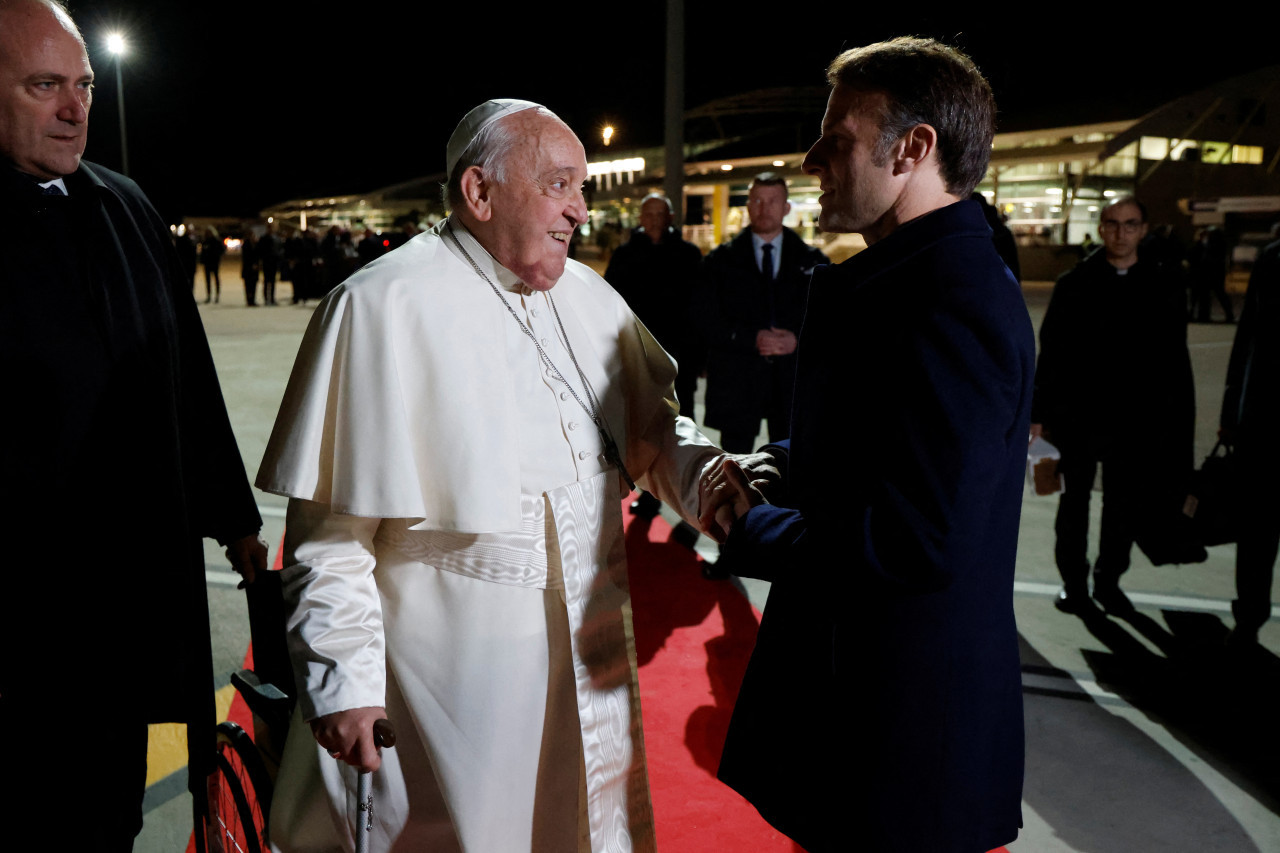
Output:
[106, 33, 127, 55]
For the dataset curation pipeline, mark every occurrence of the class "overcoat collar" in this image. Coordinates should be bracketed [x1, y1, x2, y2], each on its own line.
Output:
[835, 199, 991, 285]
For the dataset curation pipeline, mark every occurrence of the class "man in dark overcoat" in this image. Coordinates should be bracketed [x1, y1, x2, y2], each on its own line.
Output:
[1221, 225, 1280, 647]
[606, 192, 706, 518]
[702, 172, 827, 453]
[605, 193, 704, 420]
[0, 2, 265, 848]
[1032, 196, 1195, 614]
[703, 38, 1030, 853]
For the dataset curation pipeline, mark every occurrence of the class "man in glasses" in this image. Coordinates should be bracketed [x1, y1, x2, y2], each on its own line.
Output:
[1032, 196, 1195, 615]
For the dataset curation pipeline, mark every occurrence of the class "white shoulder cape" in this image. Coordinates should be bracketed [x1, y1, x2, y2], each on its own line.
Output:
[256, 223, 709, 532]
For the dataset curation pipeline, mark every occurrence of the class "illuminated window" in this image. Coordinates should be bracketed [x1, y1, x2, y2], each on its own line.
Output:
[1170, 139, 1197, 161]
[1232, 145, 1264, 164]
[1139, 136, 1169, 159]
[1202, 141, 1231, 164]
[1101, 141, 1136, 176]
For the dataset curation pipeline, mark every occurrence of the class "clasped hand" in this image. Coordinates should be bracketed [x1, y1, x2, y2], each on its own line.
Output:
[755, 327, 797, 357]
[697, 451, 778, 543]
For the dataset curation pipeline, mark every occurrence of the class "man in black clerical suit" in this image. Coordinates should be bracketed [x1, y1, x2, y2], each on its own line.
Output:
[0, 2, 266, 849]
[1032, 196, 1195, 615]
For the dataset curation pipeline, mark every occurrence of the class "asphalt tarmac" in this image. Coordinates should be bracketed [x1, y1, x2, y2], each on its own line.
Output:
[133, 257, 1278, 852]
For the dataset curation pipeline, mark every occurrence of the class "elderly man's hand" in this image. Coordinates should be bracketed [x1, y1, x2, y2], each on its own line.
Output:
[698, 453, 777, 542]
[225, 533, 268, 586]
[310, 706, 388, 773]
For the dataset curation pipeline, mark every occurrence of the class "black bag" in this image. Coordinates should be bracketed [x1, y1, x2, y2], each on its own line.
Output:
[1186, 441, 1240, 546]
[1135, 509, 1208, 566]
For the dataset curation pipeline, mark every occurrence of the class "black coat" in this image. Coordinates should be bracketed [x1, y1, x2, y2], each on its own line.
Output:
[719, 201, 1031, 853]
[1033, 250, 1195, 466]
[604, 226, 703, 363]
[1222, 237, 1280, 450]
[0, 162, 261, 778]
[701, 227, 826, 436]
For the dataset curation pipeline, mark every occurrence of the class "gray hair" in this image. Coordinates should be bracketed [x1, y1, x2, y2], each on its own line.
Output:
[640, 192, 672, 213]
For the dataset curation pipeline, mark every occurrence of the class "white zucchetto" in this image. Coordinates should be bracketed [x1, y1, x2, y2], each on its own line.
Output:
[446, 99, 543, 177]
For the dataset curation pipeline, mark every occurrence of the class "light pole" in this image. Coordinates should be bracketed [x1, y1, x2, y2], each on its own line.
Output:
[105, 32, 128, 176]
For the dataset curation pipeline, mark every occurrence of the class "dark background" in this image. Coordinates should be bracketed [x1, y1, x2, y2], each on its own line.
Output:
[63, 1, 1279, 220]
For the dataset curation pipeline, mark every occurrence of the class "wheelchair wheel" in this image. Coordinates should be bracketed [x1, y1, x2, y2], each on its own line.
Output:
[202, 721, 271, 853]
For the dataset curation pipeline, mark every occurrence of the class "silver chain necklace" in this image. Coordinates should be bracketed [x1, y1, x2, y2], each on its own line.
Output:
[446, 222, 635, 490]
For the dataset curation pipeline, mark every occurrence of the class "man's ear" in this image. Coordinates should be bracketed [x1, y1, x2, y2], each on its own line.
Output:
[893, 123, 939, 175]
[459, 166, 493, 222]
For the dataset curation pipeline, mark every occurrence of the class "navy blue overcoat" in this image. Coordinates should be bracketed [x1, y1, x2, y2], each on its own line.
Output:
[719, 200, 1033, 853]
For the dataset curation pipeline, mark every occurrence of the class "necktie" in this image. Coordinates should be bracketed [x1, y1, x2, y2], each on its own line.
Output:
[761, 242, 778, 330]
[760, 242, 774, 282]
[40, 183, 64, 196]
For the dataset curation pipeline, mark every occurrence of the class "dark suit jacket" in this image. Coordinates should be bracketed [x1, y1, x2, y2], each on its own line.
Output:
[718, 200, 1032, 853]
[701, 226, 826, 437]
[0, 161, 261, 781]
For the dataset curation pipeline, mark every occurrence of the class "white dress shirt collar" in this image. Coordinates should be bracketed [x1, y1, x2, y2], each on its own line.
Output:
[37, 177, 68, 195]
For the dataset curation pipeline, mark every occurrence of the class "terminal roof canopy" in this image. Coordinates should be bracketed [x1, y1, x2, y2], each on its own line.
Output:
[1098, 65, 1280, 164]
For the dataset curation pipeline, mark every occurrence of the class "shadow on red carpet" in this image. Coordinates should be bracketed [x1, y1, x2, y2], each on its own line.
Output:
[623, 505, 806, 852]
[623, 502, 1009, 853]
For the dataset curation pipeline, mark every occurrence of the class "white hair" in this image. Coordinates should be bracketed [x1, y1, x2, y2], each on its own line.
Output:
[442, 106, 557, 210]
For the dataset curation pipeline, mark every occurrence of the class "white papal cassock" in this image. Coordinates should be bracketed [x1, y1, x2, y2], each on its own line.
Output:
[256, 218, 719, 853]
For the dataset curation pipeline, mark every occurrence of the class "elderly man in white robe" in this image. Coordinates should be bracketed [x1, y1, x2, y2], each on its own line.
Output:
[257, 100, 753, 853]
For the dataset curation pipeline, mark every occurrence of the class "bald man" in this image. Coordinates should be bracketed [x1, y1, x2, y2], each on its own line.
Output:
[0, 1, 265, 848]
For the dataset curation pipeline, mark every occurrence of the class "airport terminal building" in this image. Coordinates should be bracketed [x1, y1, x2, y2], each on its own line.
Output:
[257, 65, 1280, 281]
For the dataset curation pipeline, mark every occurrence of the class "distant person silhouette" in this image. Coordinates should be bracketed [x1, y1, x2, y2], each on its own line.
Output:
[1221, 222, 1280, 647]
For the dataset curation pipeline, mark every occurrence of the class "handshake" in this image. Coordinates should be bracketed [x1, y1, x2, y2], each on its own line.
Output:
[696, 449, 785, 543]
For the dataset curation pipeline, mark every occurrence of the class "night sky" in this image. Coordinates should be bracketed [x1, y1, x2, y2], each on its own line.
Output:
[62, 1, 1279, 221]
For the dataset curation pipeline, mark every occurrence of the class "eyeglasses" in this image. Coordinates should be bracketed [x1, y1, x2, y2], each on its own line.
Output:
[1099, 218, 1143, 234]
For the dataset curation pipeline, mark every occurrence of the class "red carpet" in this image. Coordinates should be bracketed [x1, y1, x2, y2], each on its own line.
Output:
[622, 506, 805, 851]
[189, 508, 1009, 853]
[623, 503, 1007, 853]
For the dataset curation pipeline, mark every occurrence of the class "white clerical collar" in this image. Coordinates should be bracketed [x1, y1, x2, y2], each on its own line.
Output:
[37, 177, 68, 195]
[442, 216, 533, 296]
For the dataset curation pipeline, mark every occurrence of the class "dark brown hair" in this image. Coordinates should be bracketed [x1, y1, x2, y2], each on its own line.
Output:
[827, 37, 995, 197]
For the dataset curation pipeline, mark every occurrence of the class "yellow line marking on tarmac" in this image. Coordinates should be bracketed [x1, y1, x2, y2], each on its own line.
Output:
[145, 683, 237, 786]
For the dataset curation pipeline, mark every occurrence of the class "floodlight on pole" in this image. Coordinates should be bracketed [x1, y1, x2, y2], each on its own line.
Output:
[105, 32, 129, 176]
